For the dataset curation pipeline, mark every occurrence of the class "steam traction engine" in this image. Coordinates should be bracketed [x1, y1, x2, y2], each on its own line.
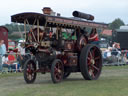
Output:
[11, 10, 108, 83]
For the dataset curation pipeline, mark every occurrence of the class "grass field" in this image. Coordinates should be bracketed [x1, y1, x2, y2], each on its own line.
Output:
[1, 66, 128, 96]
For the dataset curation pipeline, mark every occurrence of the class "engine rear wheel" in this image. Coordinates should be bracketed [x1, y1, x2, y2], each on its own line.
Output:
[24, 59, 37, 84]
[80, 44, 102, 80]
[51, 59, 64, 83]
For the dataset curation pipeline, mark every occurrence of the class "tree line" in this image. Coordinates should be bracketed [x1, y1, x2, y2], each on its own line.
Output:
[3, 23, 30, 40]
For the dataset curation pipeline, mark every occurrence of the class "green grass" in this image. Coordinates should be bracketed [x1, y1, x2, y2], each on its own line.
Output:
[1, 66, 128, 96]
[0, 72, 22, 78]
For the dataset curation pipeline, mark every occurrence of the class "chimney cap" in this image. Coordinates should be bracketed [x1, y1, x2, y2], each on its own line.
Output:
[42, 7, 53, 15]
[43, 7, 52, 11]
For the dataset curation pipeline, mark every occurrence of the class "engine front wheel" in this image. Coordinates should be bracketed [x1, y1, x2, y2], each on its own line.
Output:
[51, 59, 64, 83]
[80, 44, 102, 80]
[24, 59, 37, 84]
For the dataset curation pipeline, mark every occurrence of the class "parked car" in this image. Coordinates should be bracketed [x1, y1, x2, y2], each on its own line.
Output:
[99, 40, 110, 51]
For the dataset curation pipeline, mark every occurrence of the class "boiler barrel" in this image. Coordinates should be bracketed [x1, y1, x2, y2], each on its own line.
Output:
[72, 11, 94, 21]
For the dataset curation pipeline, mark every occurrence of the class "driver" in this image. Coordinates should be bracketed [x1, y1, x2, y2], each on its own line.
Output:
[88, 28, 99, 46]
[39, 30, 45, 41]
[29, 28, 45, 41]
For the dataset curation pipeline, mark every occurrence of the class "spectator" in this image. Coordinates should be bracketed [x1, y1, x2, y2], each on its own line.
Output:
[0, 40, 2, 73]
[0, 40, 6, 55]
[0, 40, 7, 73]
[8, 51, 20, 72]
[103, 47, 112, 59]
[112, 42, 116, 48]
[103, 47, 114, 63]
[111, 43, 121, 57]
[2, 54, 12, 72]
[17, 43, 25, 68]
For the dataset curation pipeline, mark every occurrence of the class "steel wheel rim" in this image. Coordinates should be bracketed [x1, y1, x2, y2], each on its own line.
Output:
[54, 61, 63, 81]
[26, 62, 35, 81]
[87, 46, 101, 78]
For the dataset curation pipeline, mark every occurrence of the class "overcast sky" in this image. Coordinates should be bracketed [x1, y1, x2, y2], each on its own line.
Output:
[0, 0, 128, 25]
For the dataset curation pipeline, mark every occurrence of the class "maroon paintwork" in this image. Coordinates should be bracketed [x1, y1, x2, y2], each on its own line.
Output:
[0, 26, 8, 50]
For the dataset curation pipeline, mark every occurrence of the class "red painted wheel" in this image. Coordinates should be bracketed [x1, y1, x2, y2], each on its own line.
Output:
[80, 44, 102, 80]
[24, 59, 37, 84]
[51, 59, 64, 83]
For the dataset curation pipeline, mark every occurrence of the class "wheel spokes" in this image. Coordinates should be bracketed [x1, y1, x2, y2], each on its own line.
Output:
[26, 62, 35, 80]
[91, 50, 95, 57]
[87, 51, 94, 65]
[95, 56, 100, 60]
[54, 62, 63, 81]
[91, 64, 99, 72]
[88, 68, 95, 78]
[55, 73, 62, 80]
[87, 47, 101, 78]
[87, 57, 92, 65]
[89, 51, 93, 59]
